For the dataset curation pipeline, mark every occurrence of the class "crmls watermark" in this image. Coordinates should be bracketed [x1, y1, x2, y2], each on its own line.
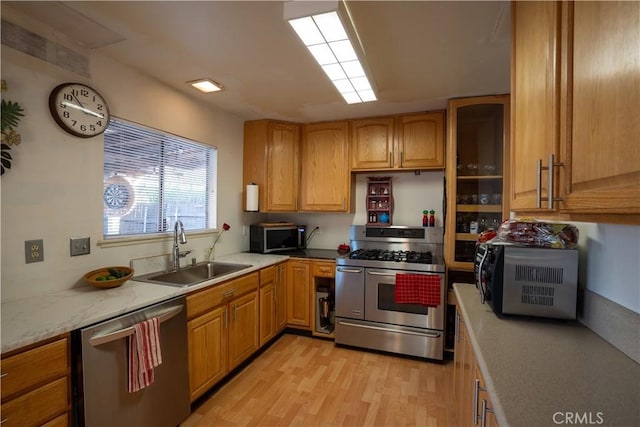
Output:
[553, 412, 605, 425]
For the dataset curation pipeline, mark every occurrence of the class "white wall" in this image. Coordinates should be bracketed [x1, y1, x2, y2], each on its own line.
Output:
[1, 27, 245, 301]
[264, 171, 445, 249]
[575, 222, 640, 313]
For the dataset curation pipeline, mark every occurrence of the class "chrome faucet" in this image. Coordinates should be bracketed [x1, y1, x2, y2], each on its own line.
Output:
[173, 220, 187, 270]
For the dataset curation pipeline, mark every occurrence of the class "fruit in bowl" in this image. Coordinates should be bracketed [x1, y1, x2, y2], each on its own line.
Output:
[84, 266, 134, 288]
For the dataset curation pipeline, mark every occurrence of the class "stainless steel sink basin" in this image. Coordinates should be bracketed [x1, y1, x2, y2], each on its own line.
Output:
[134, 262, 253, 287]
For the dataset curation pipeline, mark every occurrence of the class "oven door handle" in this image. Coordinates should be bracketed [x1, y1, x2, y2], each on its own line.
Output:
[337, 320, 442, 338]
[336, 267, 364, 273]
[367, 271, 397, 277]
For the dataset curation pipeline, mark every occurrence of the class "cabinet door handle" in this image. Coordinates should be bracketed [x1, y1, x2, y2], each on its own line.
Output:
[473, 378, 487, 425]
[400, 151, 404, 167]
[455, 313, 460, 343]
[0, 372, 7, 379]
[234, 304, 237, 322]
[224, 308, 228, 329]
[389, 152, 392, 166]
[536, 153, 564, 209]
[1, 418, 7, 424]
[223, 289, 237, 298]
[481, 399, 494, 427]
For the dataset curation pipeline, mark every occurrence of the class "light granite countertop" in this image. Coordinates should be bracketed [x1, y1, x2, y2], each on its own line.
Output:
[1, 253, 288, 353]
[454, 283, 640, 427]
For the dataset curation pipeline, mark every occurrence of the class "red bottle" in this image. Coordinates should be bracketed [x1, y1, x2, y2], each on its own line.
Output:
[429, 210, 436, 227]
[422, 210, 428, 227]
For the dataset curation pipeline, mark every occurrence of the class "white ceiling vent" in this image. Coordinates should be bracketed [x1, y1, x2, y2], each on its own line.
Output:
[6, 1, 125, 50]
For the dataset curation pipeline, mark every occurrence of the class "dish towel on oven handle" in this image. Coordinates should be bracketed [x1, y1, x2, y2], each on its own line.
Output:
[128, 317, 162, 393]
[394, 273, 441, 307]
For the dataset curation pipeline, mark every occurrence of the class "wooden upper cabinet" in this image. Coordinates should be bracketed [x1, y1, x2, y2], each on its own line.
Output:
[351, 117, 395, 169]
[560, 1, 639, 218]
[351, 113, 445, 171]
[510, 1, 639, 223]
[510, 0, 561, 212]
[243, 120, 300, 212]
[299, 121, 352, 212]
[397, 111, 445, 169]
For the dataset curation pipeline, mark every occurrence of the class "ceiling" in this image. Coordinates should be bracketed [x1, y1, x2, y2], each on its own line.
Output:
[6, 1, 511, 123]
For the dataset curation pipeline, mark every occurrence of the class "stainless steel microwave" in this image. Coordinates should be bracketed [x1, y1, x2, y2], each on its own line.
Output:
[474, 243, 578, 319]
[249, 223, 307, 253]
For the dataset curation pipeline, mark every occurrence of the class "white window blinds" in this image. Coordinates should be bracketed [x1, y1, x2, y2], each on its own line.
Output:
[103, 118, 217, 237]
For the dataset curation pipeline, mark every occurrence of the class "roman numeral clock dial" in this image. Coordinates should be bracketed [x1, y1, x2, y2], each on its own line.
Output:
[49, 83, 111, 138]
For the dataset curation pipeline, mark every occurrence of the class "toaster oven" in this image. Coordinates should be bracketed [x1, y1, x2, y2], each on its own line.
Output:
[474, 243, 578, 319]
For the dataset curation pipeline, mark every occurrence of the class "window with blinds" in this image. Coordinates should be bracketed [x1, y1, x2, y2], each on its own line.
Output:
[103, 118, 217, 237]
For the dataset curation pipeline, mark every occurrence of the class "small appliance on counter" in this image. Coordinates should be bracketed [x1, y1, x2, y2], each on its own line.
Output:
[249, 222, 306, 254]
[474, 243, 579, 319]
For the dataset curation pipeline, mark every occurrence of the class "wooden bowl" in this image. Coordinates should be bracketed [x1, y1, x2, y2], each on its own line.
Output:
[84, 266, 134, 288]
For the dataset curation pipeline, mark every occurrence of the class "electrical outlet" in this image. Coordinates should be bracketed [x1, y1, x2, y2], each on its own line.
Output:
[70, 237, 91, 256]
[25, 239, 44, 263]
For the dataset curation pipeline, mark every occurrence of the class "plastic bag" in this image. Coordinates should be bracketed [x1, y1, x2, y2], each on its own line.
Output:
[492, 218, 579, 249]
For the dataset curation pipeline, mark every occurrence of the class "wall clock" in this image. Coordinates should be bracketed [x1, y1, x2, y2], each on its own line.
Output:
[48, 83, 111, 138]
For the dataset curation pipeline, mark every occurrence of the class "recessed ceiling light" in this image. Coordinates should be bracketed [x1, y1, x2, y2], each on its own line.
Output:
[187, 78, 223, 93]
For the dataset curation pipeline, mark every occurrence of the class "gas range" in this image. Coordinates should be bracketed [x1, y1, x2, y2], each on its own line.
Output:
[336, 225, 445, 273]
[334, 225, 446, 360]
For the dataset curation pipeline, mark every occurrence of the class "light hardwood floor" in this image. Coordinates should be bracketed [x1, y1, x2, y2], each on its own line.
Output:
[181, 334, 456, 427]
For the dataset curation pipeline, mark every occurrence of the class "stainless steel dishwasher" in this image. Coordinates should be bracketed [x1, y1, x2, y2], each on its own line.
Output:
[76, 296, 190, 427]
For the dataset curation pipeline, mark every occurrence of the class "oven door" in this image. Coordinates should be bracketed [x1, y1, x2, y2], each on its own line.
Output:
[365, 268, 444, 330]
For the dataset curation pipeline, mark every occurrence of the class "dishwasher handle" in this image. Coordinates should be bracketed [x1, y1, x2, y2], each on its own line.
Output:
[89, 304, 184, 347]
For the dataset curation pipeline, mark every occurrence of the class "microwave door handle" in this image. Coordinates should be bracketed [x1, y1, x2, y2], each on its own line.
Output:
[477, 249, 488, 304]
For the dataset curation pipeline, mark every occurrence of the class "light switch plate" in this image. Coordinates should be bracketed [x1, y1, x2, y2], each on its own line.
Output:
[70, 237, 91, 256]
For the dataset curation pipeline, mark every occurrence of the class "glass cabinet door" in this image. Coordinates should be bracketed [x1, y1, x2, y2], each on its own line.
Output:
[445, 96, 510, 271]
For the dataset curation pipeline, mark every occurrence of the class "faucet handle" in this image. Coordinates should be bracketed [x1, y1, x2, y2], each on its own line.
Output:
[178, 250, 192, 258]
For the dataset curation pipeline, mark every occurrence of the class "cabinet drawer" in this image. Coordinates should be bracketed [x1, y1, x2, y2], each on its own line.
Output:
[312, 261, 335, 278]
[0, 376, 68, 427]
[187, 272, 259, 319]
[260, 266, 276, 286]
[1, 337, 68, 401]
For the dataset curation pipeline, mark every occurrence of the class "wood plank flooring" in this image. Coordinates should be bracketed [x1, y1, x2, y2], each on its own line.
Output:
[181, 334, 456, 427]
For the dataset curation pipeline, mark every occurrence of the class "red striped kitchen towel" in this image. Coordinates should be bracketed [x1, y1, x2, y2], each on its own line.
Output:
[128, 317, 162, 393]
[395, 273, 441, 307]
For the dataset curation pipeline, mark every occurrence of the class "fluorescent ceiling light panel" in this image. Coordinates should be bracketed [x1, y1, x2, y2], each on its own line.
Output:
[286, 3, 377, 104]
[188, 78, 222, 93]
[322, 63, 347, 80]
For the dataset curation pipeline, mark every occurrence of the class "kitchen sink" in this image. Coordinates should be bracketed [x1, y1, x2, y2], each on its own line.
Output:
[134, 262, 253, 287]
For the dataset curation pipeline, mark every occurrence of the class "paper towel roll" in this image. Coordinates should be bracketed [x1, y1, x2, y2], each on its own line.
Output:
[246, 184, 259, 211]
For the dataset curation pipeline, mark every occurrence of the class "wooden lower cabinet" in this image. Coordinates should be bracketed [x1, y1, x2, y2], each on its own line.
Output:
[259, 263, 287, 347]
[228, 291, 259, 370]
[275, 262, 287, 332]
[187, 305, 228, 401]
[186, 272, 259, 402]
[286, 259, 311, 329]
[0, 335, 71, 427]
[454, 309, 498, 427]
[475, 364, 498, 427]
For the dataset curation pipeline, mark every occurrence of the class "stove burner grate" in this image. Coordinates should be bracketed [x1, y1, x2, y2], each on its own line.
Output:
[349, 249, 433, 265]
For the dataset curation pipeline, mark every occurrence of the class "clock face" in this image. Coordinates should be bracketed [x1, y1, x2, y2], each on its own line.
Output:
[49, 83, 111, 138]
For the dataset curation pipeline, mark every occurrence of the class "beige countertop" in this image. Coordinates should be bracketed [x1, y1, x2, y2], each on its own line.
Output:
[1, 253, 288, 353]
[454, 283, 640, 427]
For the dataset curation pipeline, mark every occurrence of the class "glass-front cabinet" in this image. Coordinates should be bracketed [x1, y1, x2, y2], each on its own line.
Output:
[445, 95, 510, 271]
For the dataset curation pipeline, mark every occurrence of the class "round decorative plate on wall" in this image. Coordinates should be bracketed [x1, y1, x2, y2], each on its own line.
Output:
[48, 83, 110, 138]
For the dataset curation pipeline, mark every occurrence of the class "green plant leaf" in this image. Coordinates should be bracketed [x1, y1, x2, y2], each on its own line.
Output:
[1, 99, 24, 131]
[1, 143, 11, 175]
